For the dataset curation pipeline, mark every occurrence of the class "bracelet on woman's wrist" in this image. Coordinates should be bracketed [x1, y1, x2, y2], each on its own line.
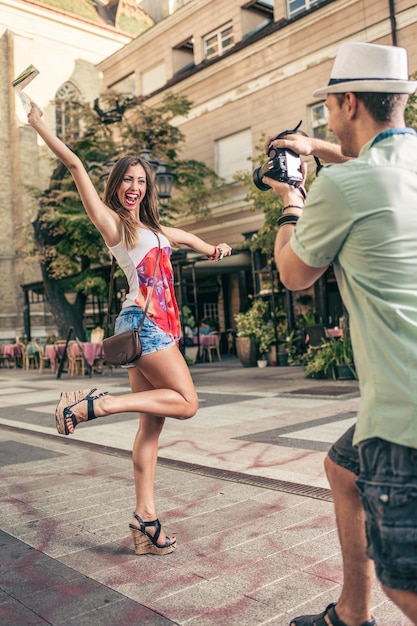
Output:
[207, 246, 224, 261]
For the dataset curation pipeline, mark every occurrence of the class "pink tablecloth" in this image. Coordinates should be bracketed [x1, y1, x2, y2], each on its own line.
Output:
[3, 344, 22, 360]
[325, 328, 344, 339]
[68, 342, 104, 366]
[44, 342, 103, 370]
[44, 343, 66, 370]
[193, 334, 218, 357]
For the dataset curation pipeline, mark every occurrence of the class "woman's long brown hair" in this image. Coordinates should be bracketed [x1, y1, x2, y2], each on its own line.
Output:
[103, 156, 161, 249]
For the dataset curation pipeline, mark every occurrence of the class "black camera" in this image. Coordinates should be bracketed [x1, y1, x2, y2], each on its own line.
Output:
[253, 147, 302, 191]
[253, 121, 304, 191]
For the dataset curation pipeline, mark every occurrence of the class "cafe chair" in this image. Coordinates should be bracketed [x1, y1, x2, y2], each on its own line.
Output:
[226, 329, 235, 354]
[205, 332, 222, 362]
[24, 341, 39, 370]
[14, 341, 24, 368]
[305, 324, 327, 348]
[38, 343, 52, 373]
[90, 326, 105, 343]
[67, 341, 85, 377]
[92, 347, 111, 375]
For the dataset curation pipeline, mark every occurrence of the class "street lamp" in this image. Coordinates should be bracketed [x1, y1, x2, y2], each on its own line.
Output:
[140, 148, 174, 207]
[92, 100, 174, 206]
[155, 161, 174, 207]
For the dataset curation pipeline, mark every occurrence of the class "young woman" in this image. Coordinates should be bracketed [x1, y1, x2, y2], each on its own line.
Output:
[28, 103, 232, 556]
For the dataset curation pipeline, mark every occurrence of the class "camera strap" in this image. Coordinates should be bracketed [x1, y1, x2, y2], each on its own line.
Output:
[370, 127, 417, 148]
[288, 180, 307, 199]
[275, 120, 322, 177]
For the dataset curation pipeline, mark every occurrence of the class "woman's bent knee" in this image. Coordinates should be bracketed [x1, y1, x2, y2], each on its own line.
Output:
[177, 398, 198, 420]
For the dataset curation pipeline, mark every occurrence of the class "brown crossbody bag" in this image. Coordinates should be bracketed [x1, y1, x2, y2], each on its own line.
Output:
[103, 233, 161, 366]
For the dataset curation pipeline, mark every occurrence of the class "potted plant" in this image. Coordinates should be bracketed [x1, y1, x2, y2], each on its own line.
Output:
[303, 333, 357, 380]
[302, 342, 333, 379]
[330, 333, 357, 380]
[234, 300, 275, 367]
[256, 320, 275, 367]
[275, 311, 294, 366]
[278, 330, 300, 366]
[181, 306, 198, 365]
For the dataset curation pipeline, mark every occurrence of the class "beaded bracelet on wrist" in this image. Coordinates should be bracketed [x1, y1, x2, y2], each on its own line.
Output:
[207, 246, 224, 261]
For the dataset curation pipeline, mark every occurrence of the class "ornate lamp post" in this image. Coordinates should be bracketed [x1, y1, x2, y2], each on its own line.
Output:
[139, 148, 174, 208]
[93, 99, 175, 206]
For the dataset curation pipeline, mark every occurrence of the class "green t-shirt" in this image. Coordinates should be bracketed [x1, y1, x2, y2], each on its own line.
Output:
[291, 131, 417, 448]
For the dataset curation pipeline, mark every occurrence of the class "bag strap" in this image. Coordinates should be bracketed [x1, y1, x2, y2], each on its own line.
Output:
[105, 232, 161, 338]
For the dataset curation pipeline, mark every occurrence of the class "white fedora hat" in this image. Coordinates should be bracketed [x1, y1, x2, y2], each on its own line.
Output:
[313, 42, 417, 98]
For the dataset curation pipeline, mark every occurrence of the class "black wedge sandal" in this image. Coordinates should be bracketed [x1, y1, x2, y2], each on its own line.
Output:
[55, 388, 108, 435]
[129, 513, 176, 555]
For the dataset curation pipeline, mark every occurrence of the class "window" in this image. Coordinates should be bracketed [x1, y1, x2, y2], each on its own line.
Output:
[241, 1, 273, 40]
[215, 129, 252, 183]
[309, 102, 329, 140]
[287, 0, 326, 19]
[141, 62, 166, 96]
[203, 303, 218, 323]
[168, 0, 193, 14]
[109, 73, 136, 95]
[172, 37, 194, 77]
[204, 23, 234, 60]
[55, 82, 82, 140]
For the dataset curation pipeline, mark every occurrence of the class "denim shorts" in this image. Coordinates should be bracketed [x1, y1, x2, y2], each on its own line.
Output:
[356, 438, 417, 592]
[114, 306, 175, 366]
[327, 424, 360, 475]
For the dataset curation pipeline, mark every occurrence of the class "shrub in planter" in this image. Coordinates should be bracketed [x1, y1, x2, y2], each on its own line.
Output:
[303, 334, 357, 380]
[234, 300, 276, 365]
[235, 336, 258, 367]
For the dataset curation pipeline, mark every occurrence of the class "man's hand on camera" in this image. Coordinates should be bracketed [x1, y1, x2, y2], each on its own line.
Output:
[262, 177, 305, 207]
[264, 133, 314, 156]
[264, 134, 348, 164]
[263, 161, 308, 206]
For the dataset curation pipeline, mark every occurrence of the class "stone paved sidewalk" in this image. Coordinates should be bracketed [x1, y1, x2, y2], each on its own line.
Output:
[0, 361, 410, 625]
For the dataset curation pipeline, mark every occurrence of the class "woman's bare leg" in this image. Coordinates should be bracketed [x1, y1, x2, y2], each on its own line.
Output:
[64, 345, 199, 429]
[62, 345, 196, 544]
[127, 365, 172, 544]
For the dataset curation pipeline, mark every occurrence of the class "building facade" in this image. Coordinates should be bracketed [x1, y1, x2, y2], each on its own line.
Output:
[0, 0, 150, 339]
[95, 0, 417, 333]
[2, 0, 417, 340]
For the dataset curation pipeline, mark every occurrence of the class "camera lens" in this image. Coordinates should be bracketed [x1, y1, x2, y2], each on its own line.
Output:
[253, 165, 272, 191]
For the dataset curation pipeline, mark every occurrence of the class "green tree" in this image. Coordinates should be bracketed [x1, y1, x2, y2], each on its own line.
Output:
[31, 93, 222, 339]
[405, 71, 417, 129]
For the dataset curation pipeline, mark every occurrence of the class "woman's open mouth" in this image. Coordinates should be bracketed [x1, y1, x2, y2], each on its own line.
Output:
[125, 193, 139, 207]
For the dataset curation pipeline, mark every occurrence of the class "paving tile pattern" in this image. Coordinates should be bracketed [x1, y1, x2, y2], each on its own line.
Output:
[0, 362, 411, 625]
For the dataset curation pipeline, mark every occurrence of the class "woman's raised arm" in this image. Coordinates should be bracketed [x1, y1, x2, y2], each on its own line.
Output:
[28, 103, 120, 245]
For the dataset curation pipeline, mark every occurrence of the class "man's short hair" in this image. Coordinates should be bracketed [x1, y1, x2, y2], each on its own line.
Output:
[334, 92, 408, 122]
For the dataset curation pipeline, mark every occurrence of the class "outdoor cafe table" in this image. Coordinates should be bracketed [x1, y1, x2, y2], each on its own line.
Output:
[193, 333, 218, 358]
[2, 344, 22, 366]
[45, 342, 103, 371]
[69, 342, 104, 366]
[3, 344, 22, 360]
[44, 343, 66, 371]
[325, 327, 344, 339]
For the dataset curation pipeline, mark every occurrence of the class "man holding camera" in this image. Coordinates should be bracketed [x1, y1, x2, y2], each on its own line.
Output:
[264, 42, 417, 626]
